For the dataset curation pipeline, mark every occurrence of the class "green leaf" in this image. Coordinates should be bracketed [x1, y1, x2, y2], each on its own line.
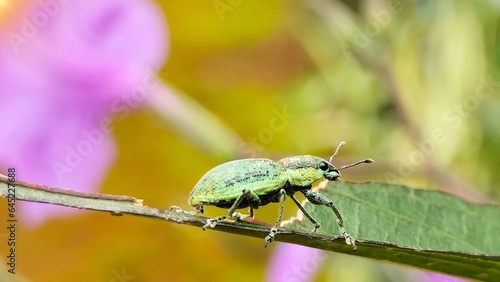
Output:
[281, 182, 500, 281]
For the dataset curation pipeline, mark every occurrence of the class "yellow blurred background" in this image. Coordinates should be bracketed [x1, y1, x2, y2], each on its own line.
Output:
[1, 0, 499, 281]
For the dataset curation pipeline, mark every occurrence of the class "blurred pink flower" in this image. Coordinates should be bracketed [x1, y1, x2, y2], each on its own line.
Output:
[0, 0, 169, 226]
[422, 273, 470, 282]
[266, 244, 470, 281]
[266, 243, 323, 282]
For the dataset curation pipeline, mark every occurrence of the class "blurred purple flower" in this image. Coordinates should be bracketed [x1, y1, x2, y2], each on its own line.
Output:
[266, 243, 324, 282]
[0, 0, 169, 226]
[422, 273, 470, 282]
[266, 244, 471, 281]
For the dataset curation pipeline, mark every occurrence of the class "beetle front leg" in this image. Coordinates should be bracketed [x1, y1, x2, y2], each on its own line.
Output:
[265, 189, 286, 247]
[301, 190, 357, 252]
[289, 193, 321, 232]
[202, 188, 251, 230]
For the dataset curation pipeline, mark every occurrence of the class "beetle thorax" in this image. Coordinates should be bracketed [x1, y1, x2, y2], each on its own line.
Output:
[278, 155, 328, 187]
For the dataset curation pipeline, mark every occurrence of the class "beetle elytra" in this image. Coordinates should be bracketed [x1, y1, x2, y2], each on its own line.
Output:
[185, 141, 373, 252]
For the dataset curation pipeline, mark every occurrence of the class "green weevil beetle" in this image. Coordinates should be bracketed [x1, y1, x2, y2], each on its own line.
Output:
[187, 141, 373, 252]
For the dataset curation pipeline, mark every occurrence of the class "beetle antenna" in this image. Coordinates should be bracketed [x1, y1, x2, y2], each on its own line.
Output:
[330, 141, 374, 169]
[329, 141, 346, 163]
[339, 159, 374, 170]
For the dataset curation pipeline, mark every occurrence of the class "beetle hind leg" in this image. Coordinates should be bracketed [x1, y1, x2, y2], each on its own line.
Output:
[232, 193, 259, 220]
[202, 188, 251, 230]
[264, 189, 286, 247]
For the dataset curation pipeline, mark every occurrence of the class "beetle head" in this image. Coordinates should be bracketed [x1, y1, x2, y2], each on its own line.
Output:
[278, 155, 340, 187]
[319, 160, 341, 181]
[278, 141, 374, 187]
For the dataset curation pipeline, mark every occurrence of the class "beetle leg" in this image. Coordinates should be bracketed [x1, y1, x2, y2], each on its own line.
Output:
[228, 190, 260, 221]
[265, 189, 286, 247]
[301, 190, 357, 252]
[202, 188, 251, 230]
[237, 190, 261, 219]
[288, 194, 321, 232]
[247, 190, 262, 208]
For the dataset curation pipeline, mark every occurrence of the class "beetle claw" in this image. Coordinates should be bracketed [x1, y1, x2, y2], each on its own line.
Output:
[202, 219, 214, 230]
[340, 227, 357, 252]
[264, 235, 274, 248]
[264, 227, 278, 247]
[202, 222, 210, 230]
[203, 217, 224, 230]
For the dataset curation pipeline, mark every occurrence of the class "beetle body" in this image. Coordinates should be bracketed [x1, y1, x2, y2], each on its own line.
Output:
[189, 159, 287, 210]
[184, 142, 373, 251]
[189, 156, 338, 211]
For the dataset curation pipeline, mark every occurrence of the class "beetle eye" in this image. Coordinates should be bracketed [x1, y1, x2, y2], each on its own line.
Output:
[319, 161, 329, 171]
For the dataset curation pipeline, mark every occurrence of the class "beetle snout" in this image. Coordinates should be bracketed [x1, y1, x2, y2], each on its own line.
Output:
[324, 169, 340, 181]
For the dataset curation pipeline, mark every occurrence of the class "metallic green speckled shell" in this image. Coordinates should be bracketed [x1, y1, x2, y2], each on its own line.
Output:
[189, 158, 288, 208]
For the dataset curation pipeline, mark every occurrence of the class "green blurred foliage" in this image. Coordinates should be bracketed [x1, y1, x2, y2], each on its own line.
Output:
[4, 0, 499, 281]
